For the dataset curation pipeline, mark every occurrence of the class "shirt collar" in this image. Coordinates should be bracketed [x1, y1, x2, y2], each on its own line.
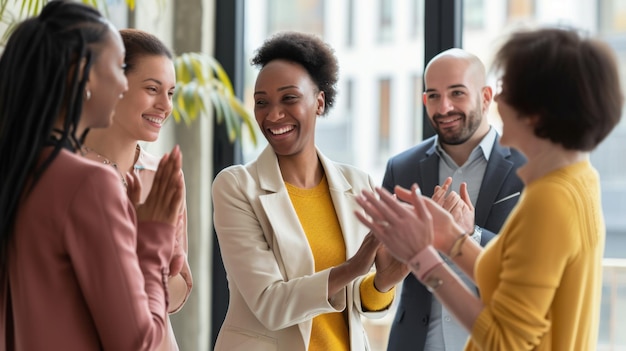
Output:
[478, 126, 497, 161]
[435, 126, 497, 162]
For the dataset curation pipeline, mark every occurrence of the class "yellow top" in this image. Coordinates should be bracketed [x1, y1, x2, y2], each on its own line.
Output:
[468, 160, 604, 351]
[287, 175, 394, 351]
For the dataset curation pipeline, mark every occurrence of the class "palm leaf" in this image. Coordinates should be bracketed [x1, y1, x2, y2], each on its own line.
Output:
[219, 94, 238, 142]
[207, 88, 225, 125]
[0, 0, 136, 20]
[228, 95, 257, 145]
[174, 52, 256, 145]
[175, 55, 192, 85]
[0, 1, 256, 146]
[206, 55, 235, 95]
[0, 0, 8, 17]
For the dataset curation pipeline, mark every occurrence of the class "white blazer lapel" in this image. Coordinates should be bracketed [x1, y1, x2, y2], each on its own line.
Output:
[318, 150, 365, 257]
[256, 146, 315, 281]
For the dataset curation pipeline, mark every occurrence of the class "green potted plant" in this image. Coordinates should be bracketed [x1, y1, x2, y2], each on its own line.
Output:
[173, 52, 256, 145]
[0, 0, 257, 146]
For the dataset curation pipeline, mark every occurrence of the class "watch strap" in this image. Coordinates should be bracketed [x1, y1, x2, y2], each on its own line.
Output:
[408, 246, 443, 281]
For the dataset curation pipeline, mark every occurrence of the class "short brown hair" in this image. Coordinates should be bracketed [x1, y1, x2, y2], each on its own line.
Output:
[493, 27, 623, 151]
[120, 28, 172, 74]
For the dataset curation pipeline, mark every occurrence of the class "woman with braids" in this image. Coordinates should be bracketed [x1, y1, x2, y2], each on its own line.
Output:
[0, 1, 184, 350]
[212, 31, 408, 351]
[84, 28, 192, 351]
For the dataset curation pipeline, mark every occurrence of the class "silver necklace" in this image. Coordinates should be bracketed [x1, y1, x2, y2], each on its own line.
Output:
[82, 145, 141, 188]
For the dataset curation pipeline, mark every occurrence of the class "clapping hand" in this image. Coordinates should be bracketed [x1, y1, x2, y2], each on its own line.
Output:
[355, 184, 434, 264]
[135, 145, 184, 226]
[373, 244, 409, 292]
[169, 213, 186, 276]
[394, 185, 466, 255]
[431, 177, 475, 234]
[131, 146, 185, 272]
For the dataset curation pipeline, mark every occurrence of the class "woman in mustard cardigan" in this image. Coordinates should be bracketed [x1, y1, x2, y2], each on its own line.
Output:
[355, 27, 623, 350]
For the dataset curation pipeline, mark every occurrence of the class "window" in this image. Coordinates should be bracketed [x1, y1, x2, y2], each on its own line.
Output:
[347, 0, 355, 46]
[599, 0, 626, 35]
[409, 0, 424, 38]
[594, 0, 626, 258]
[345, 78, 354, 112]
[411, 74, 423, 142]
[507, 0, 534, 21]
[378, 78, 392, 154]
[378, 0, 394, 42]
[267, 0, 325, 34]
[465, 0, 485, 29]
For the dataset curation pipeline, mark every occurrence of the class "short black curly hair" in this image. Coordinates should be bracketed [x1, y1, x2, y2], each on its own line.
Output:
[251, 31, 338, 116]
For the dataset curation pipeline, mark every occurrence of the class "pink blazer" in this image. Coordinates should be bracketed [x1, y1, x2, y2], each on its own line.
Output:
[135, 146, 193, 351]
[1, 149, 175, 350]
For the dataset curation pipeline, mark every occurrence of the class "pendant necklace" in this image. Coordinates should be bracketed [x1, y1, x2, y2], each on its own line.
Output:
[82, 145, 141, 188]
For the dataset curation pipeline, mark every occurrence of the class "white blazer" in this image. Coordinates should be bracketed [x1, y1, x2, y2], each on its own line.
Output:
[212, 145, 391, 351]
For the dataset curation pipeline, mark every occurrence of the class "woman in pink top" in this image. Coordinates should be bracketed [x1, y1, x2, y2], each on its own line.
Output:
[0, 1, 184, 350]
[84, 28, 192, 351]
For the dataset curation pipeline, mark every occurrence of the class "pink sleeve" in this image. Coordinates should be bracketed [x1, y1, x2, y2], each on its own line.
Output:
[137, 155, 192, 313]
[169, 198, 193, 313]
[66, 171, 175, 350]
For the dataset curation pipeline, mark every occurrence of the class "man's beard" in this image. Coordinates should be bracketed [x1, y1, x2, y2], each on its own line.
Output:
[432, 108, 482, 146]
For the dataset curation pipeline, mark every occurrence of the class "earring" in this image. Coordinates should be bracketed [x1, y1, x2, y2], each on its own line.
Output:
[85, 89, 91, 101]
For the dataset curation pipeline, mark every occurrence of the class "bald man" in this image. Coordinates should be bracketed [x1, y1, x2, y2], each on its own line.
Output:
[383, 48, 526, 351]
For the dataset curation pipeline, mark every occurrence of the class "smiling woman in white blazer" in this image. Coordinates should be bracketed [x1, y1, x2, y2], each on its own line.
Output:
[212, 31, 408, 351]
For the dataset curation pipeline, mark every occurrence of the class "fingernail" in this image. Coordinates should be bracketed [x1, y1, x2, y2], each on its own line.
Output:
[415, 187, 422, 196]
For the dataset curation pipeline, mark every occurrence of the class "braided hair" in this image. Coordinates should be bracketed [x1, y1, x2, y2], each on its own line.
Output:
[0, 0, 111, 269]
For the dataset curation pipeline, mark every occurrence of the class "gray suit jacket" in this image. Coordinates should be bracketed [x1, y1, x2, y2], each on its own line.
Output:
[383, 135, 526, 351]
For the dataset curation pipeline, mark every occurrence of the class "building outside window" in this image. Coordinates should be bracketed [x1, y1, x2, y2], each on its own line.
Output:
[378, 78, 392, 156]
[378, 0, 394, 43]
[242, 1, 626, 349]
[411, 73, 423, 143]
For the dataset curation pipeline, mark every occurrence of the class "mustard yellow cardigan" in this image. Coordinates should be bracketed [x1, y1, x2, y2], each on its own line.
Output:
[287, 177, 394, 351]
[469, 160, 604, 350]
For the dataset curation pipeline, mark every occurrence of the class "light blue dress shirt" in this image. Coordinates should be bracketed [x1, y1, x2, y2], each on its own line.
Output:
[423, 127, 497, 351]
